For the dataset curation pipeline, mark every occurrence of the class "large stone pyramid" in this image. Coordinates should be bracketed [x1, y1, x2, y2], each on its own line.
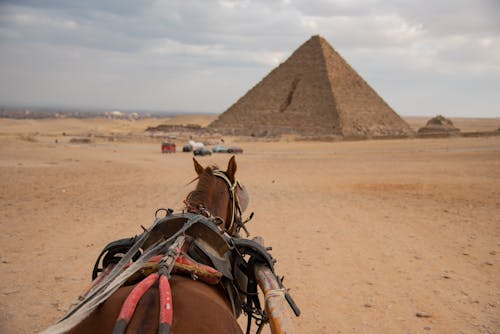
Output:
[208, 35, 414, 139]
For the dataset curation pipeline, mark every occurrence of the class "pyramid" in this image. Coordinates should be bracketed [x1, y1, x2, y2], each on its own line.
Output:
[418, 115, 460, 136]
[208, 35, 414, 139]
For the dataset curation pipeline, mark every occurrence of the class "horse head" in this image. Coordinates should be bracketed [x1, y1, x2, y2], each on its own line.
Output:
[186, 156, 249, 236]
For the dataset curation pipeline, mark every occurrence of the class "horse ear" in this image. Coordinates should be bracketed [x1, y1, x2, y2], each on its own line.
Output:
[226, 155, 237, 182]
[193, 158, 204, 175]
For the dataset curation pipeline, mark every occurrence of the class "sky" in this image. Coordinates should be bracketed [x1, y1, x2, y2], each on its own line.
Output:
[0, 0, 499, 117]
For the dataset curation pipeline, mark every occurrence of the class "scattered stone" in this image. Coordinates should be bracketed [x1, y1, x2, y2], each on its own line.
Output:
[363, 303, 373, 308]
[442, 275, 451, 279]
[69, 137, 92, 144]
[424, 326, 432, 331]
[416, 312, 432, 318]
[3, 289, 19, 295]
[51, 302, 63, 311]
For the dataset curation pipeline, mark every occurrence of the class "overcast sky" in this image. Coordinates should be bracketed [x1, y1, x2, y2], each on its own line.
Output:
[0, 0, 499, 117]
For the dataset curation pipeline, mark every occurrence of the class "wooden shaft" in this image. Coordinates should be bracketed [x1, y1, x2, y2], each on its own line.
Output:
[253, 236, 295, 334]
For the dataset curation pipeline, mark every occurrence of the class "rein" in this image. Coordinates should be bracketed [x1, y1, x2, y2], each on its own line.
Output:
[40, 216, 205, 334]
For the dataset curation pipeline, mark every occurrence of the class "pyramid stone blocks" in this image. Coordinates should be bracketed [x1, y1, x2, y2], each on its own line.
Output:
[209, 35, 414, 139]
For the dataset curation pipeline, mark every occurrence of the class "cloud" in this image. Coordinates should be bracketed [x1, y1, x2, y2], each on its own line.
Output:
[0, 0, 498, 116]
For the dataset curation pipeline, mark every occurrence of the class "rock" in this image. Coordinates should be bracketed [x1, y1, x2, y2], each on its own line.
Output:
[416, 312, 432, 318]
[3, 289, 20, 295]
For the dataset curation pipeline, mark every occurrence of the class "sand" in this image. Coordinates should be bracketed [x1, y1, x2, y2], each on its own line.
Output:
[0, 116, 499, 334]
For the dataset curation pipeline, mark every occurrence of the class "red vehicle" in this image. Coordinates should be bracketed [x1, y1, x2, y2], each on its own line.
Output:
[161, 142, 176, 153]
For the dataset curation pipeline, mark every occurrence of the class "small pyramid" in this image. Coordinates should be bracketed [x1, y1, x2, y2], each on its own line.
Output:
[209, 35, 414, 139]
[418, 115, 460, 136]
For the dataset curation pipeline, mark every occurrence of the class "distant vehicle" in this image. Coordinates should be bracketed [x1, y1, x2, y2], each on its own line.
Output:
[161, 142, 176, 153]
[193, 147, 212, 156]
[182, 144, 193, 152]
[227, 146, 243, 154]
[212, 145, 228, 153]
[188, 140, 205, 150]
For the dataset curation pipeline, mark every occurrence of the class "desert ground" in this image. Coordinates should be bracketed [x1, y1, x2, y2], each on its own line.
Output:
[0, 116, 499, 334]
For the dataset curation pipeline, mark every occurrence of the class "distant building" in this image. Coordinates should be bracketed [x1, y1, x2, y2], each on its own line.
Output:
[106, 110, 125, 119]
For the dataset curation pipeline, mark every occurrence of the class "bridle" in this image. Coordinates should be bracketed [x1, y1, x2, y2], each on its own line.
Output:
[185, 169, 251, 236]
[212, 170, 242, 235]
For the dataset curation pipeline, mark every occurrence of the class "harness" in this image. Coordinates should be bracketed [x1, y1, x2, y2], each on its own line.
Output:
[41, 170, 299, 334]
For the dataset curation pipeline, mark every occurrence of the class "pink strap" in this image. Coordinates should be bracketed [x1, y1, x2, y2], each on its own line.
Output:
[158, 274, 173, 333]
[113, 273, 159, 334]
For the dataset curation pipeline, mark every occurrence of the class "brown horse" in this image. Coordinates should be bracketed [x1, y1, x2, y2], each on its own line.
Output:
[48, 156, 248, 334]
